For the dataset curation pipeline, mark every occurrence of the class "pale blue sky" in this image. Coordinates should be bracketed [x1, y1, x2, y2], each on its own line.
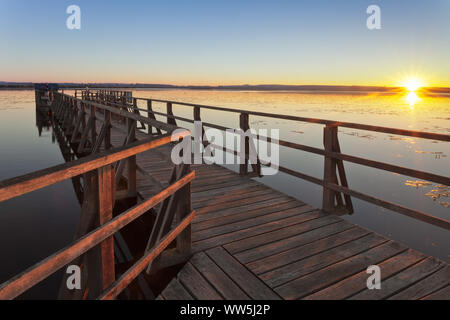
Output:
[0, 0, 449, 86]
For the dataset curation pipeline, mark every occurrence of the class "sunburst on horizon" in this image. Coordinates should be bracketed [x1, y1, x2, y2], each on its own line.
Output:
[402, 77, 425, 107]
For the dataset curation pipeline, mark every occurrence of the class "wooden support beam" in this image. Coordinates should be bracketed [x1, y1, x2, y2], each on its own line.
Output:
[71, 106, 85, 143]
[97, 165, 116, 290]
[147, 100, 162, 135]
[167, 102, 177, 126]
[146, 164, 192, 274]
[104, 110, 112, 150]
[239, 113, 261, 176]
[91, 105, 97, 147]
[77, 116, 94, 154]
[126, 118, 137, 197]
[239, 113, 249, 176]
[175, 163, 192, 256]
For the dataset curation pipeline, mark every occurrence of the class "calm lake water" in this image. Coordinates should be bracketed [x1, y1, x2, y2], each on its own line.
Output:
[0, 89, 448, 299]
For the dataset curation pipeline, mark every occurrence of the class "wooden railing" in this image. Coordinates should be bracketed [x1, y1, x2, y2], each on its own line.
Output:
[0, 94, 195, 299]
[82, 90, 449, 231]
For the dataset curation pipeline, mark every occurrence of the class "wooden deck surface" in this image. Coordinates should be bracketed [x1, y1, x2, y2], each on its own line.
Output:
[104, 117, 449, 300]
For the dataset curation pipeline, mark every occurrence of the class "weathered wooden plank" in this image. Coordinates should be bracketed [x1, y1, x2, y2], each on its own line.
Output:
[178, 262, 223, 300]
[193, 205, 316, 242]
[275, 241, 407, 299]
[190, 175, 242, 188]
[192, 210, 325, 253]
[234, 220, 354, 264]
[192, 177, 256, 193]
[224, 215, 340, 255]
[248, 226, 370, 275]
[161, 278, 193, 300]
[206, 247, 280, 300]
[260, 233, 387, 288]
[304, 249, 426, 300]
[190, 252, 250, 300]
[191, 181, 260, 200]
[388, 265, 450, 300]
[143, 164, 227, 183]
[192, 186, 269, 208]
[350, 257, 444, 300]
[193, 198, 299, 227]
[195, 192, 293, 217]
[421, 285, 450, 300]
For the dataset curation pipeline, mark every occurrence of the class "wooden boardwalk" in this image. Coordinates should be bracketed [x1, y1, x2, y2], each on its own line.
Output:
[3, 90, 447, 300]
[104, 117, 450, 300]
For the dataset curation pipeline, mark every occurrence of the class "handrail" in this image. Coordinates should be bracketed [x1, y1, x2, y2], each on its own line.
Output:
[0, 92, 198, 300]
[132, 97, 450, 142]
[56, 92, 179, 134]
[82, 90, 450, 231]
[0, 172, 195, 300]
[99, 210, 195, 300]
[91, 94, 449, 142]
[0, 131, 189, 202]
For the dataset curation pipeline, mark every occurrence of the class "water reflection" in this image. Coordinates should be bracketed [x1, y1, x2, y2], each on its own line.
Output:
[406, 92, 420, 107]
[0, 90, 81, 299]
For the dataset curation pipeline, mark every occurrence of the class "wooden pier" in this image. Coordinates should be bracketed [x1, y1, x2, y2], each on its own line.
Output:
[0, 89, 448, 300]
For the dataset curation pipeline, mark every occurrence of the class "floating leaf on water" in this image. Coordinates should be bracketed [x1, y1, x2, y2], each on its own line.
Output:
[390, 136, 416, 144]
[404, 180, 432, 188]
[424, 185, 449, 201]
[439, 202, 450, 208]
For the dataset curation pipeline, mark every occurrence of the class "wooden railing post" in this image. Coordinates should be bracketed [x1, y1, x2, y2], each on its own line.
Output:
[322, 125, 339, 213]
[97, 165, 116, 290]
[166, 102, 177, 126]
[147, 100, 153, 135]
[147, 100, 162, 135]
[176, 163, 192, 257]
[127, 117, 137, 196]
[91, 104, 97, 147]
[104, 110, 112, 150]
[239, 113, 249, 175]
[194, 106, 210, 153]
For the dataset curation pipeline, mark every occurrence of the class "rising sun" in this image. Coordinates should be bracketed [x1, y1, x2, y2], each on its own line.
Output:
[401, 77, 424, 107]
[402, 77, 424, 92]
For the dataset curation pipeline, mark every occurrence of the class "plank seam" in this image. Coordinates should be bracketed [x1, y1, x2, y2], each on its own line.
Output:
[270, 237, 390, 288]
[239, 223, 357, 264]
[206, 247, 283, 300]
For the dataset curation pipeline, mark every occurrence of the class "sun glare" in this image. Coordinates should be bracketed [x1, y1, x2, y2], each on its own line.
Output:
[406, 91, 419, 106]
[403, 78, 423, 92]
[400, 76, 425, 107]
